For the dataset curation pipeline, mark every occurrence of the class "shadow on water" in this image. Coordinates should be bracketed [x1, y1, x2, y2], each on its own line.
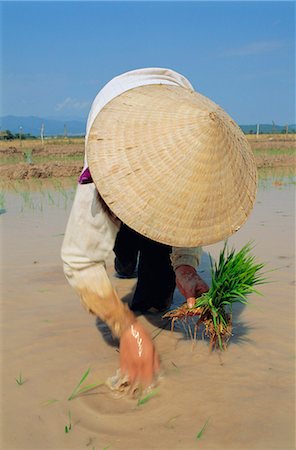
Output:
[95, 251, 253, 350]
[95, 317, 120, 349]
[229, 320, 256, 347]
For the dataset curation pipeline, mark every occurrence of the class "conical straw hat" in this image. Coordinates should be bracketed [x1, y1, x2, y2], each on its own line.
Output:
[87, 84, 257, 247]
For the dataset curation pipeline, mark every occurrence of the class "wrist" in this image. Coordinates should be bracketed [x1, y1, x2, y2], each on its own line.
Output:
[114, 304, 137, 338]
[175, 264, 197, 275]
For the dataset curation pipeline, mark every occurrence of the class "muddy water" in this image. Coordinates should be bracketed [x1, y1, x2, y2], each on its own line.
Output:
[1, 170, 295, 450]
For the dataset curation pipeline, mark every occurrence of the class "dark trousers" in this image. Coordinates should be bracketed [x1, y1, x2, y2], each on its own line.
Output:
[113, 224, 176, 311]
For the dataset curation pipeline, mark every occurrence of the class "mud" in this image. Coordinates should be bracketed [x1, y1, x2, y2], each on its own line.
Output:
[0, 135, 295, 180]
[1, 170, 295, 449]
[3, 161, 83, 180]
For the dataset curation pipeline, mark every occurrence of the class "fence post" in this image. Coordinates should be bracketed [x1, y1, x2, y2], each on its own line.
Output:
[41, 123, 44, 145]
[19, 126, 23, 147]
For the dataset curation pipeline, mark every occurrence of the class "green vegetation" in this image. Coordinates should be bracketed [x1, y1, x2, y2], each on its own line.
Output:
[196, 418, 210, 440]
[41, 399, 58, 406]
[64, 410, 72, 433]
[164, 415, 181, 429]
[258, 167, 296, 190]
[0, 178, 77, 212]
[0, 130, 84, 142]
[0, 192, 5, 210]
[137, 388, 159, 406]
[253, 147, 295, 156]
[15, 372, 25, 385]
[0, 130, 37, 140]
[193, 243, 265, 349]
[68, 368, 103, 401]
[164, 243, 266, 350]
[0, 153, 83, 165]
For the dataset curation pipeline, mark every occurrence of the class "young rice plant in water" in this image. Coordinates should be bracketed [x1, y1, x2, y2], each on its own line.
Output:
[164, 242, 266, 350]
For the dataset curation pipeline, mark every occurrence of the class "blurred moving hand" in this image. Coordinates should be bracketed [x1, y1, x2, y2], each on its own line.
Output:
[120, 320, 160, 386]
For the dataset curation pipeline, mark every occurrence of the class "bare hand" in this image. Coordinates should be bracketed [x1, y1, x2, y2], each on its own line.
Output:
[119, 321, 160, 386]
[175, 265, 209, 308]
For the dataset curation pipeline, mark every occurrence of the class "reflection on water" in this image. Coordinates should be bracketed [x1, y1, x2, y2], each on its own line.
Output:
[0, 167, 295, 214]
[258, 166, 295, 189]
[0, 191, 6, 214]
[0, 177, 78, 213]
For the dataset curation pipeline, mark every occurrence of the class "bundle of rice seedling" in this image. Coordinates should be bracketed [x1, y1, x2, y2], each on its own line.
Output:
[163, 242, 266, 350]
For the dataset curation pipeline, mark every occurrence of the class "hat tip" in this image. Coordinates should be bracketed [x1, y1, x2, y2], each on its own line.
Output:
[209, 111, 218, 121]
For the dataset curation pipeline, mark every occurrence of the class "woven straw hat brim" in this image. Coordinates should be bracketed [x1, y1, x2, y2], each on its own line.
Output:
[87, 84, 257, 247]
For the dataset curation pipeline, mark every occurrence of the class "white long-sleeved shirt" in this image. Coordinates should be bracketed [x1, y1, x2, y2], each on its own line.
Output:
[61, 68, 201, 337]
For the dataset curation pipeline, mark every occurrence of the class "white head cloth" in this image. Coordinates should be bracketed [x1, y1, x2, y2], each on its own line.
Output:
[83, 67, 194, 170]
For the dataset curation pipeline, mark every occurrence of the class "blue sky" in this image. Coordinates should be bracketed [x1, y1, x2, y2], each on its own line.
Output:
[1, 1, 295, 124]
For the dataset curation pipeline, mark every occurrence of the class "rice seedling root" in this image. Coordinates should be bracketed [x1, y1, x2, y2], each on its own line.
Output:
[163, 242, 266, 350]
[163, 306, 232, 350]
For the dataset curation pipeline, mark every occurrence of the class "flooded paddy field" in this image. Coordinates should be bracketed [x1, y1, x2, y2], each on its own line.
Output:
[1, 167, 295, 450]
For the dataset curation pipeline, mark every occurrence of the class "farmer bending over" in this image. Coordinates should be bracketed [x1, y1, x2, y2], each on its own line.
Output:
[61, 67, 257, 386]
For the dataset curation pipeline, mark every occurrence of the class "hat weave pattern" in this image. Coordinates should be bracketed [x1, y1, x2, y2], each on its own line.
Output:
[87, 84, 257, 246]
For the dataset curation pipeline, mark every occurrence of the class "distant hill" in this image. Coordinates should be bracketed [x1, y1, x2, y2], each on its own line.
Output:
[0, 116, 85, 136]
[0, 116, 295, 137]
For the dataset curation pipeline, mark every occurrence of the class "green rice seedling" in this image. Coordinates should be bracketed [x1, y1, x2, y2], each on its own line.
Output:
[196, 418, 210, 440]
[15, 372, 25, 385]
[64, 410, 72, 433]
[46, 191, 55, 205]
[164, 242, 266, 350]
[0, 192, 6, 210]
[68, 368, 103, 401]
[19, 191, 34, 210]
[23, 149, 33, 164]
[41, 399, 58, 406]
[164, 415, 181, 429]
[137, 388, 159, 406]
